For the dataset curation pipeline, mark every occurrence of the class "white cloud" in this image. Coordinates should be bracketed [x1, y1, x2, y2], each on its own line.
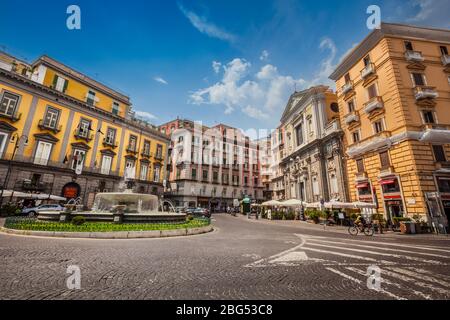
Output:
[407, 0, 450, 26]
[212, 61, 222, 74]
[307, 37, 338, 88]
[243, 105, 270, 120]
[178, 3, 236, 42]
[134, 110, 158, 121]
[260, 50, 270, 61]
[154, 76, 168, 85]
[189, 58, 305, 120]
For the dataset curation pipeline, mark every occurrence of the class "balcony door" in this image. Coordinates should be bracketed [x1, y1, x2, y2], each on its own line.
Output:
[34, 141, 52, 165]
[0, 132, 8, 158]
[101, 155, 112, 175]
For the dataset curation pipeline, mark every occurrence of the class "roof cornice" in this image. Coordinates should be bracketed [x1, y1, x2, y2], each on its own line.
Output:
[329, 22, 450, 81]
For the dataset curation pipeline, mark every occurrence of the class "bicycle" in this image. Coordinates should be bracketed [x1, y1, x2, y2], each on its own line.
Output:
[348, 221, 375, 236]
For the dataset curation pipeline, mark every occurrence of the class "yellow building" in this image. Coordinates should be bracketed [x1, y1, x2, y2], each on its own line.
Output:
[330, 23, 450, 229]
[0, 52, 169, 207]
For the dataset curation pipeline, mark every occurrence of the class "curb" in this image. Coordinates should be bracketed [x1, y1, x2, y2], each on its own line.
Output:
[0, 225, 214, 239]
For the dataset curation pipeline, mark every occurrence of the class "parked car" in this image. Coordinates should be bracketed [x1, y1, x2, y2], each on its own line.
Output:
[21, 204, 64, 217]
[192, 208, 211, 218]
[174, 206, 186, 213]
[185, 207, 197, 214]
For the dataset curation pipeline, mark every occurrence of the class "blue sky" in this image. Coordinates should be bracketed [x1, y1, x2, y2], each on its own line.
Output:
[1, 0, 449, 133]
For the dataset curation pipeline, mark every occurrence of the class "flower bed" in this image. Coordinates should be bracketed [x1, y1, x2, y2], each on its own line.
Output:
[4, 217, 210, 233]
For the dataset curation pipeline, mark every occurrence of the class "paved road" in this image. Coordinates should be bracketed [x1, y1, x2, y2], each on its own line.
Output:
[0, 214, 449, 300]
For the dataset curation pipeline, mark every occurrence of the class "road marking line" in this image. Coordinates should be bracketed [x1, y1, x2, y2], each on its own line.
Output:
[299, 235, 450, 253]
[307, 238, 450, 259]
[406, 267, 450, 282]
[301, 247, 378, 262]
[305, 242, 443, 265]
[381, 269, 450, 296]
[269, 251, 308, 263]
[345, 267, 431, 300]
[384, 267, 450, 288]
[325, 267, 406, 300]
[244, 236, 306, 267]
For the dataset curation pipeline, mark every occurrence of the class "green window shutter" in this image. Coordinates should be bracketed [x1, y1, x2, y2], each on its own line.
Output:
[52, 75, 58, 88]
[63, 79, 68, 93]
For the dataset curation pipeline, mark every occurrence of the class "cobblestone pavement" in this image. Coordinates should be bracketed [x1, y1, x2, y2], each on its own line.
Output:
[0, 214, 449, 300]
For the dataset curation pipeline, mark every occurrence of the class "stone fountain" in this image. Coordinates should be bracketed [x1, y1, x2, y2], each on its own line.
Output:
[38, 187, 185, 224]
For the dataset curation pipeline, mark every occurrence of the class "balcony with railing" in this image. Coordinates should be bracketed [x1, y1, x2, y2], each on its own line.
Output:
[363, 96, 384, 114]
[140, 149, 151, 158]
[341, 81, 354, 95]
[414, 86, 439, 100]
[38, 119, 62, 134]
[126, 145, 138, 154]
[405, 50, 424, 62]
[344, 111, 360, 125]
[154, 152, 164, 160]
[324, 119, 341, 136]
[360, 63, 375, 79]
[0, 110, 22, 123]
[102, 138, 118, 149]
[73, 129, 93, 142]
[441, 54, 450, 66]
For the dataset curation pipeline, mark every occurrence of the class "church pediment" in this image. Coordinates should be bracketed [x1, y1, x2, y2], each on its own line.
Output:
[34, 133, 59, 143]
[406, 62, 426, 71]
[0, 121, 18, 133]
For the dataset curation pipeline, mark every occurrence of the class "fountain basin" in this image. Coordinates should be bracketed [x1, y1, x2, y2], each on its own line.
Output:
[37, 211, 187, 223]
[38, 191, 186, 223]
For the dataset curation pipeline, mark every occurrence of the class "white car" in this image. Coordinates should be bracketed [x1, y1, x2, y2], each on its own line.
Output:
[21, 204, 64, 217]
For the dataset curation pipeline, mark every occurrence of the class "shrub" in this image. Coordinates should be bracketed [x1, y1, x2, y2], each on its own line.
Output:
[0, 204, 20, 217]
[306, 209, 321, 223]
[71, 216, 86, 226]
[284, 211, 296, 220]
[186, 215, 194, 221]
[393, 217, 412, 225]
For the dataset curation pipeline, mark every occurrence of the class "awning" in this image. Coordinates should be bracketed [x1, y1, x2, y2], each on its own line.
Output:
[0, 190, 32, 198]
[325, 201, 355, 209]
[356, 183, 369, 188]
[261, 200, 283, 206]
[280, 199, 308, 207]
[379, 179, 396, 185]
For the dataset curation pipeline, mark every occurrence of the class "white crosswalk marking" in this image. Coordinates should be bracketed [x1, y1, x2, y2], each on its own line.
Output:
[345, 267, 432, 300]
[305, 241, 443, 265]
[306, 238, 450, 259]
[384, 267, 450, 288]
[243, 233, 450, 299]
[326, 267, 407, 300]
[300, 234, 450, 253]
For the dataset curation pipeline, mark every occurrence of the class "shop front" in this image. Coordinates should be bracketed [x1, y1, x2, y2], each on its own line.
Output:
[435, 176, 450, 231]
[379, 176, 405, 223]
[356, 180, 374, 203]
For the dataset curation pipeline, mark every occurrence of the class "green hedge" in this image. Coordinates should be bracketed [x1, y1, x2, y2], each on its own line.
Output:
[4, 217, 210, 232]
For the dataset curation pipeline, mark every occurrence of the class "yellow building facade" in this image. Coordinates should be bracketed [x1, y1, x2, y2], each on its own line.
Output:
[0, 52, 169, 207]
[330, 23, 450, 229]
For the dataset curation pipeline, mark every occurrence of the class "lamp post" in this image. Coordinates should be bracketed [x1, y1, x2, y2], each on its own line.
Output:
[0, 134, 28, 210]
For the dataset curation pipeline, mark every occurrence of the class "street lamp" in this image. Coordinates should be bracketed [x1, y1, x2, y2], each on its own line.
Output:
[0, 134, 29, 209]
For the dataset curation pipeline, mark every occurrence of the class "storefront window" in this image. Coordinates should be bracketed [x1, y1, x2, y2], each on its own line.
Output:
[381, 179, 400, 194]
[437, 177, 450, 193]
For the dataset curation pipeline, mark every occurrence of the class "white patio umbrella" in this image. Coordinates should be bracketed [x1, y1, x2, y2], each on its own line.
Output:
[19, 193, 66, 201]
[325, 200, 355, 209]
[0, 190, 31, 198]
[281, 199, 308, 207]
[305, 202, 321, 208]
[353, 201, 377, 209]
[261, 200, 283, 206]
